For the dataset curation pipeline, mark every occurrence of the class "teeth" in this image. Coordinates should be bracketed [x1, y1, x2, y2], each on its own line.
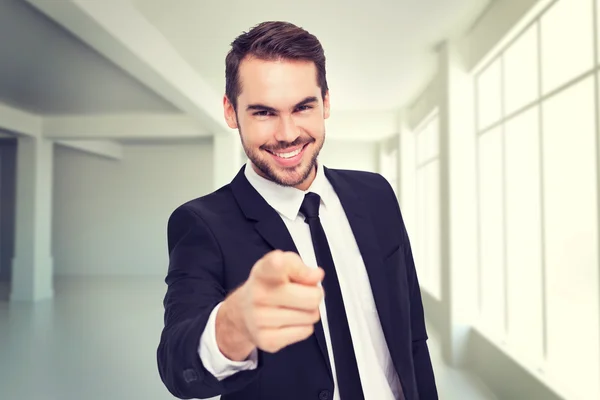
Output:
[275, 147, 302, 159]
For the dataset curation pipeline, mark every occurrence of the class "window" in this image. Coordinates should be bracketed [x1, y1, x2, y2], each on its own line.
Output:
[473, 1, 600, 397]
[414, 111, 441, 300]
[380, 137, 399, 196]
[504, 106, 543, 368]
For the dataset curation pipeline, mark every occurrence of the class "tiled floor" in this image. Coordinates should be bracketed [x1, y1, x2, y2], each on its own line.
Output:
[0, 277, 497, 400]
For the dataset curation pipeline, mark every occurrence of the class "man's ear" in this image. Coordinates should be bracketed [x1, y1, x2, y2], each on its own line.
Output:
[323, 91, 330, 120]
[223, 95, 238, 129]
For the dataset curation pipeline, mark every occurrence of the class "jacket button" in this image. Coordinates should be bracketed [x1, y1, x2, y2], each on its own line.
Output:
[182, 368, 198, 383]
[318, 389, 331, 400]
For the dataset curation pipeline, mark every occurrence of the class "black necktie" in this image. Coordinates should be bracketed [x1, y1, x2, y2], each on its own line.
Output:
[300, 192, 365, 400]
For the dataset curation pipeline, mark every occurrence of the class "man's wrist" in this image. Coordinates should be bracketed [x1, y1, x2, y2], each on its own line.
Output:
[216, 289, 256, 361]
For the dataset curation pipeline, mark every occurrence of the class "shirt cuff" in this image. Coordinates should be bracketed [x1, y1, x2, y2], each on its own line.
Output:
[198, 302, 258, 380]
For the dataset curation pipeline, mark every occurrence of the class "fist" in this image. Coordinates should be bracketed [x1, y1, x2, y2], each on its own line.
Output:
[239, 250, 325, 353]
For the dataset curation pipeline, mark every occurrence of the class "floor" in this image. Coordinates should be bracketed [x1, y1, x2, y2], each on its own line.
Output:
[0, 277, 497, 400]
[425, 323, 498, 400]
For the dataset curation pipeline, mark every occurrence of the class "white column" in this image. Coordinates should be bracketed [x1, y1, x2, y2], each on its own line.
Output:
[213, 131, 243, 191]
[439, 40, 479, 366]
[11, 136, 54, 302]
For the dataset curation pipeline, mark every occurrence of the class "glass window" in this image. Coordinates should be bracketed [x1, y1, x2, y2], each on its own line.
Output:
[504, 107, 544, 367]
[417, 118, 438, 164]
[477, 58, 502, 131]
[542, 76, 600, 399]
[477, 127, 505, 339]
[423, 160, 441, 299]
[504, 24, 539, 115]
[414, 113, 441, 300]
[540, 0, 594, 94]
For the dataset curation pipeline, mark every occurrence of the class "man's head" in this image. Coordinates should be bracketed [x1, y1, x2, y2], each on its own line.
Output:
[223, 21, 330, 190]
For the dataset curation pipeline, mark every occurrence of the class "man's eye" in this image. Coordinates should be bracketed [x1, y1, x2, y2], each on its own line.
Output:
[254, 110, 272, 117]
[296, 105, 313, 112]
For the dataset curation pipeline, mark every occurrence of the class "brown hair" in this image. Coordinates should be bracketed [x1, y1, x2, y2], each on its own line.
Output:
[225, 21, 328, 111]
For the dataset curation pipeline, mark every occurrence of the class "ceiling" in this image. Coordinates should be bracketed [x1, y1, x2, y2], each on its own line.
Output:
[132, 0, 491, 111]
[0, 0, 178, 115]
[0, 0, 492, 145]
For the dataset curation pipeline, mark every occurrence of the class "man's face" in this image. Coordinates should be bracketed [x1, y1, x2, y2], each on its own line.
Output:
[224, 57, 330, 189]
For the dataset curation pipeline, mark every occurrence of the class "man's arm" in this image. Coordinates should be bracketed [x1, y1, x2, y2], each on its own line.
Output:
[156, 205, 261, 399]
[402, 231, 438, 400]
[374, 173, 438, 399]
[392, 192, 439, 399]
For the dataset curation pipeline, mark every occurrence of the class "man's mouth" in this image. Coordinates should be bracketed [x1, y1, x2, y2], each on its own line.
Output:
[265, 143, 309, 159]
[264, 143, 310, 167]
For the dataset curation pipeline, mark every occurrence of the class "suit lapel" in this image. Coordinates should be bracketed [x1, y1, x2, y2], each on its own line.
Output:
[323, 168, 394, 351]
[231, 167, 298, 252]
[230, 167, 333, 378]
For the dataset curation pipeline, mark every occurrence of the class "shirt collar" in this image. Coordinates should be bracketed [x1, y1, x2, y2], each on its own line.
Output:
[244, 159, 330, 221]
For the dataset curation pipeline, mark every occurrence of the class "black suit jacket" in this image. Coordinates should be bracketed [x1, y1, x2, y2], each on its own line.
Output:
[157, 166, 438, 400]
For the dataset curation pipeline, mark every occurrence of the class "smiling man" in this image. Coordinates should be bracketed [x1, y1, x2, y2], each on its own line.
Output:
[224, 41, 328, 191]
[157, 21, 437, 400]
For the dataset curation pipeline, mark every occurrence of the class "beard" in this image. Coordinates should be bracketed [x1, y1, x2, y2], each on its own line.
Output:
[240, 129, 324, 188]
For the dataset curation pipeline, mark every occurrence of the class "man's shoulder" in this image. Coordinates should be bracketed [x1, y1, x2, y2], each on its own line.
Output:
[170, 183, 237, 222]
[326, 167, 392, 193]
[326, 168, 400, 218]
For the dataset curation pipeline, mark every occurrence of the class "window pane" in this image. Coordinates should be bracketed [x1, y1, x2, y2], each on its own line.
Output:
[417, 123, 428, 164]
[415, 168, 428, 282]
[478, 127, 505, 338]
[381, 148, 398, 195]
[424, 160, 441, 300]
[400, 127, 417, 235]
[542, 76, 600, 399]
[477, 59, 502, 131]
[416, 117, 439, 164]
[504, 107, 544, 367]
[504, 24, 539, 115]
[427, 116, 440, 161]
[540, 0, 594, 94]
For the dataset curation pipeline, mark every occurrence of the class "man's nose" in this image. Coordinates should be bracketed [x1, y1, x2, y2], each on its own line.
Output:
[274, 114, 300, 144]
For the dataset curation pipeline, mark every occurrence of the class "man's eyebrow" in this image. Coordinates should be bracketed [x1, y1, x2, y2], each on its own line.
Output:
[246, 96, 319, 113]
[295, 96, 319, 108]
[246, 104, 277, 113]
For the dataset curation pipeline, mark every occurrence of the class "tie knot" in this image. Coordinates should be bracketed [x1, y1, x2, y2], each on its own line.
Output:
[300, 192, 321, 220]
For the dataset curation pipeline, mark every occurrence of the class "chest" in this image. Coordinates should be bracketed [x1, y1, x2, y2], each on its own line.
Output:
[283, 204, 377, 313]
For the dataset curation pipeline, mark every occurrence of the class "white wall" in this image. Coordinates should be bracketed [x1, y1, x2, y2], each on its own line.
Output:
[52, 141, 213, 276]
[318, 138, 379, 172]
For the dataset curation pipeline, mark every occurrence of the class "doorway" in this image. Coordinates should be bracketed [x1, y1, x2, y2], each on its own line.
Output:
[0, 137, 17, 300]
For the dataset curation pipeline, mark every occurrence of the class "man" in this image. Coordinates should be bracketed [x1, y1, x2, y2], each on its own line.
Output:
[157, 21, 437, 400]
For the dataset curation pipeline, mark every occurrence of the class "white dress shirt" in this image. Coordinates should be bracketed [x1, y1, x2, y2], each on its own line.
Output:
[199, 160, 404, 400]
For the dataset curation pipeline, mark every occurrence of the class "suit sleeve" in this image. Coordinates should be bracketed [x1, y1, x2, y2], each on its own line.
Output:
[378, 175, 438, 400]
[400, 222, 439, 400]
[156, 205, 261, 399]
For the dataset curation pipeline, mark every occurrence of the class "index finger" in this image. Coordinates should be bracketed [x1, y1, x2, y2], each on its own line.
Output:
[253, 251, 295, 285]
[255, 251, 321, 286]
[278, 252, 323, 286]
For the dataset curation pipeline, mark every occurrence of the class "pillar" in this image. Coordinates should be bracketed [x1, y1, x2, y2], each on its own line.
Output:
[11, 136, 54, 302]
[439, 40, 479, 366]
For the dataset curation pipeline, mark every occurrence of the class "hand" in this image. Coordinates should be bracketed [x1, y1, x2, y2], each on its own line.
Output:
[217, 250, 324, 359]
